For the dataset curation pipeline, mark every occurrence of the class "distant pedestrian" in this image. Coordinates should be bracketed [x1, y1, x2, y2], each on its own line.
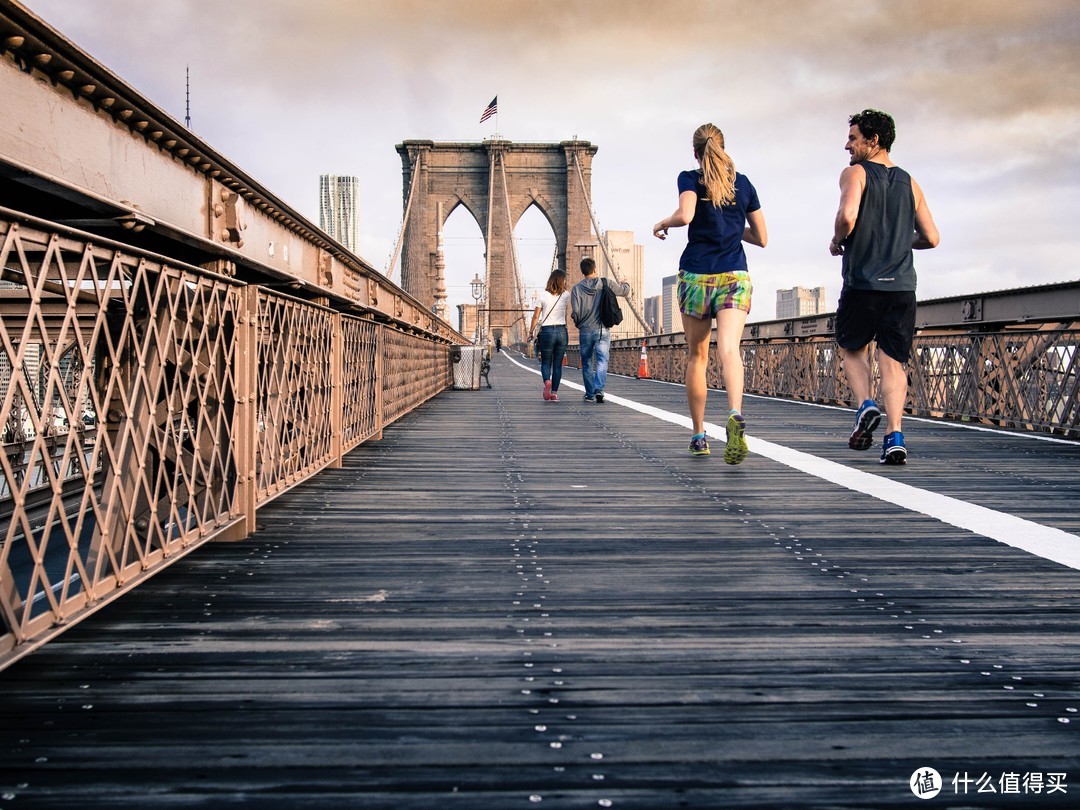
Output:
[653, 123, 767, 463]
[528, 269, 570, 401]
[570, 256, 629, 404]
[495, 337, 502, 353]
[830, 109, 939, 464]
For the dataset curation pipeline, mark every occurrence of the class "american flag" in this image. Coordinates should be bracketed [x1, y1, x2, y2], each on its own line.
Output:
[479, 96, 497, 124]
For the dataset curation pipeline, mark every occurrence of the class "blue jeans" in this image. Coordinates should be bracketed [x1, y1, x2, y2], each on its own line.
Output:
[538, 325, 568, 390]
[578, 328, 611, 398]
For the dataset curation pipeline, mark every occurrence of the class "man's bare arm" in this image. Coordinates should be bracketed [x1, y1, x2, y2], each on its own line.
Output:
[911, 177, 940, 250]
[830, 165, 865, 255]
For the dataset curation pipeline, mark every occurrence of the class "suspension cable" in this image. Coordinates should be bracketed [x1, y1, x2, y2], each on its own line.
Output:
[386, 158, 421, 282]
[571, 152, 652, 334]
[483, 145, 497, 342]
[499, 152, 528, 340]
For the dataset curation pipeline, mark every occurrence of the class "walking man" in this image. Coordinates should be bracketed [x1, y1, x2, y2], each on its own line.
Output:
[571, 256, 630, 403]
[830, 108, 939, 464]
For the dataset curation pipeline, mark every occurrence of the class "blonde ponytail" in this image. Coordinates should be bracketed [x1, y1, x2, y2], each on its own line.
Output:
[693, 123, 736, 206]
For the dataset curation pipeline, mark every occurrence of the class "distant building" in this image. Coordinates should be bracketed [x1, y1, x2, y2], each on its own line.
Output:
[0, 281, 39, 408]
[644, 295, 661, 335]
[318, 174, 359, 254]
[661, 274, 680, 334]
[458, 302, 482, 344]
[593, 230, 646, 339]
[776, 286, 827, 319]
[0, 343, 43, 440]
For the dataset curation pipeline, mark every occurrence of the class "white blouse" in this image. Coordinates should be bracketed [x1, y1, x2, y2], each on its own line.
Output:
[536, 290, 569, 327]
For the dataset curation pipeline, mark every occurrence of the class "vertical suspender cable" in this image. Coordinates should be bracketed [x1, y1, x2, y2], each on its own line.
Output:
[571, 152, 652, 334]
[386, 158, 421, 283]
[484, 143, 497, 342]
[499, 152, 528, 340]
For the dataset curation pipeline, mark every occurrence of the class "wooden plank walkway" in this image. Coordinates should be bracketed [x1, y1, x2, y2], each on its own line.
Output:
[2, 350, 1080, 808]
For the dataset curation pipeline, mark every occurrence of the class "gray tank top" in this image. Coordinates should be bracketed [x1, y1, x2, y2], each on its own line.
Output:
[841, 161, 917, 292]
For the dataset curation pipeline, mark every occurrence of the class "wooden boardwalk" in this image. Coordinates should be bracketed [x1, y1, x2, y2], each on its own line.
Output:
[2, 351, 1080, 808]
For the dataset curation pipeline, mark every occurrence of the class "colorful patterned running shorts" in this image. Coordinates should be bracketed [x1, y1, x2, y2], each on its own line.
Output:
[677, 271, 753, 319]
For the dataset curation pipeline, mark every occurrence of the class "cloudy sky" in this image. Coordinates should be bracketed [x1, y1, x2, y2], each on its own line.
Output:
[20, 0, 1080, 321]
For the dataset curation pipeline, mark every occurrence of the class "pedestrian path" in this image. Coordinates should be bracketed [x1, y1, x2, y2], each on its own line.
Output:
[1, 350, 1078, 808]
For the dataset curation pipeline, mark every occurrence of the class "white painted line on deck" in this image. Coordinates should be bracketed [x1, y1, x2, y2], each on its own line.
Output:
[500, 351, 1080, 570]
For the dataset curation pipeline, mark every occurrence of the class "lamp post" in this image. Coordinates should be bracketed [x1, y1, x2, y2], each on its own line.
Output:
[470, 273, 486, 345]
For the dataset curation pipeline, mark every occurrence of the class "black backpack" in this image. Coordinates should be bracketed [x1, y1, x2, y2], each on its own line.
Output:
[597, 278, 623, 328]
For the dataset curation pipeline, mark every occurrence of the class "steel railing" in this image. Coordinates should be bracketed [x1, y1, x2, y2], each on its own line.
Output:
[0, 212, 453, 668]
[568, 327, 1080, 438]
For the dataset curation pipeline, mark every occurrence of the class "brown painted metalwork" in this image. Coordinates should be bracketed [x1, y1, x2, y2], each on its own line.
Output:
[909, 329, 1079, 433]
[253, 291, 337, 504]
[0, 211, 457, 668]
[381, 329, 453, 426]
[602, 326, 1079, 437]
[341, 317, 382, 448]
[0, 0, 470, 667]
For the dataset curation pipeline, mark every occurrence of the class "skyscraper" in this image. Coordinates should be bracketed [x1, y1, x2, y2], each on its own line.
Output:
[661, 274, 680, 334]
[644, 295, 661, 335]
[318, 175, 359, 255]
[594, 230, 646, 339]
[776, 286, 827, 319]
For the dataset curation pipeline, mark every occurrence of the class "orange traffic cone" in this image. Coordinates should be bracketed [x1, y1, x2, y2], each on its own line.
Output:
[636, 341, 650, 379]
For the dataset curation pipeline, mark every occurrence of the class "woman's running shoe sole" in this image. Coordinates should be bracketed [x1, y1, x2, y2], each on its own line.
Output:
[725, 414, 748, 465]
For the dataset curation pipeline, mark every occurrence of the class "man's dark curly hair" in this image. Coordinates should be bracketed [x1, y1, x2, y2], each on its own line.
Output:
[849, 109, 896, 151]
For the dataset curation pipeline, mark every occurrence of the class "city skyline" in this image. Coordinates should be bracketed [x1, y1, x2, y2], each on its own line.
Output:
[20, 0, 1080, 324]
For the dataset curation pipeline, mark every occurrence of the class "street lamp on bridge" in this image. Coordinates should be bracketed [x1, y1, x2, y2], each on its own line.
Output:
[470, 273, 486, 345]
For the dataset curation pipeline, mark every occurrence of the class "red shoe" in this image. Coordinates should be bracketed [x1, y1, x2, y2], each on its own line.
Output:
[549, 392, 559, 401]
[543, 380, 552, 400]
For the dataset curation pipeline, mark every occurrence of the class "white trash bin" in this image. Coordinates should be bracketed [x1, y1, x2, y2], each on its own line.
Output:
[452, 345, 483, 390]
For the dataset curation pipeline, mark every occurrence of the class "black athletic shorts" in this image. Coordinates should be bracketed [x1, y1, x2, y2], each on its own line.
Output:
[835, 288, 917, 363]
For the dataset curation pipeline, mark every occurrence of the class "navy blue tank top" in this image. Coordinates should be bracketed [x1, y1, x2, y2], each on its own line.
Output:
[841, 161, 916, 292]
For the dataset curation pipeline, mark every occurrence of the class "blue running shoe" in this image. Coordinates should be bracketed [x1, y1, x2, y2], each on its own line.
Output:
[880, 431, 907, 465]
[848, 399, 882, 451]
[688, 433, 710, 456]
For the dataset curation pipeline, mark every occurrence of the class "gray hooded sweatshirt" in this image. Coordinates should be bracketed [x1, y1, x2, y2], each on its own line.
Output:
[570, 276, 631, 332]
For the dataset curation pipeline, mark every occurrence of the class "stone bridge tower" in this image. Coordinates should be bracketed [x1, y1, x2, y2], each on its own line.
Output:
[395, 139, 598, 345]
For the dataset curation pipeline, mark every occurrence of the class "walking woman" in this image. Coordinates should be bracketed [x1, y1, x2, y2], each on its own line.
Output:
[653, 123, 767, 463]
[527, 268, 570, 401]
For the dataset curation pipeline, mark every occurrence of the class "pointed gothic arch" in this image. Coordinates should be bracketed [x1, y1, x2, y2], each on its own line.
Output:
[515, 202, 560, 287]
[396, 139, 598, 345]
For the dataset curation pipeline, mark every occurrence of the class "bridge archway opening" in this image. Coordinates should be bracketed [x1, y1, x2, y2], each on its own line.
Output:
[440, 204, 486, 340]
[515, 204, 559, 335]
